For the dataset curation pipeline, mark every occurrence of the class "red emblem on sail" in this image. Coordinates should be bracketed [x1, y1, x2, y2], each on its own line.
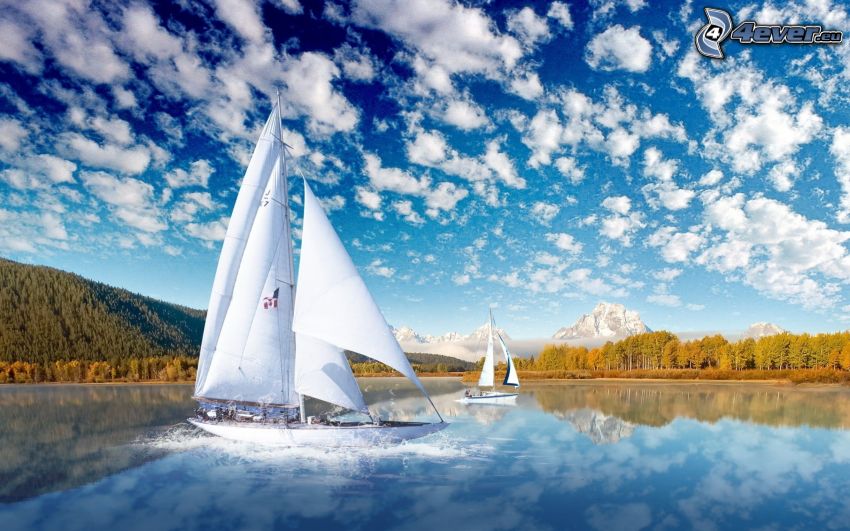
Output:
[262, 288, 279, 309]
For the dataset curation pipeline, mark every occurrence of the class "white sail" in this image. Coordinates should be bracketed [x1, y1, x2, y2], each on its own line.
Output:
[197, 152, 298, 405]
[292, 181, 427, 394]
[478, 310, 495, 388]
[195, 105, 283, 395]
[498, 333, 520, 387]
[294, 334, 368, 413]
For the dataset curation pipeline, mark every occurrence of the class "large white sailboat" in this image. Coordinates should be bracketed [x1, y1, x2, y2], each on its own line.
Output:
[458, 309, 520, 405]
[189, 98, 446, 446]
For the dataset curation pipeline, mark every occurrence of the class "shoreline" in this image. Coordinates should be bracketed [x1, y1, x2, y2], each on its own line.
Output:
[3, 376, 850, 389]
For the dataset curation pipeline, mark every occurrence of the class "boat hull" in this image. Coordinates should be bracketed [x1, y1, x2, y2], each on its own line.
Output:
[188, 418, 447, 446]
[457, 392, 518, 405]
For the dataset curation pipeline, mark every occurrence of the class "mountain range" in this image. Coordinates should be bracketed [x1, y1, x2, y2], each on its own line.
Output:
[391, 323, 512, 344]
[395, 302, 788, 349]
[393, 302, 650, 344]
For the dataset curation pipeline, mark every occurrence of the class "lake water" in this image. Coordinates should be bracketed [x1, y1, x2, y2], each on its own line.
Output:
[2, 379, 850, 530]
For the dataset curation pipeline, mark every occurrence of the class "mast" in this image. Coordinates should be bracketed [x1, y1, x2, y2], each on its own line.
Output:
[489, 308, 495, 391]
[275, 88, 305, 423]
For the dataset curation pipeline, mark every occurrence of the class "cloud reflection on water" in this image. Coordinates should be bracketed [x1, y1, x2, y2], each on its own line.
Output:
[2, 380, 850, 530]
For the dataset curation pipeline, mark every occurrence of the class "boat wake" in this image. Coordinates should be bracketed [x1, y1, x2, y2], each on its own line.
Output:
[137, 421, 492, 467]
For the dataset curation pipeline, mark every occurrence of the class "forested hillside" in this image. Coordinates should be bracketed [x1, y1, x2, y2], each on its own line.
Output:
[0, 259, 474, 383]
[0, 258, 205, 363]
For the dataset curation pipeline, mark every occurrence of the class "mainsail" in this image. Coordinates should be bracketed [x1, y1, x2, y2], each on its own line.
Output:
[195, 105, 284, 395]
[478, 309, 495, 388]
[195, 104, 296, 405]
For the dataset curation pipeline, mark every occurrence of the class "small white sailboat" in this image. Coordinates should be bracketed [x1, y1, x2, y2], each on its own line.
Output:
[189, 97, 446, 446]
[458, 309, 520, 405]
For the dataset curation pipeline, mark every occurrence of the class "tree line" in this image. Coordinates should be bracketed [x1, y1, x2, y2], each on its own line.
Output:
[520, 331, 850, 372]
[0, 357, 198, 383]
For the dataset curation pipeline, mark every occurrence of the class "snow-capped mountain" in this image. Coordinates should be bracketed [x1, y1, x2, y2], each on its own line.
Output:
[425, 331, 465, 343]
[552, 302, 649, 339]
[465, 323, 511, 342]
[392, 323, 510, 344]
[743, 322, 786, 339]
[390, 325, 427, 344]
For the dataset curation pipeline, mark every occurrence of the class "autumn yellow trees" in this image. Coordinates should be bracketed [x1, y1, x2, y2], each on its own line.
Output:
[531, 331, 850, 372]
[0, 357, 198, 383]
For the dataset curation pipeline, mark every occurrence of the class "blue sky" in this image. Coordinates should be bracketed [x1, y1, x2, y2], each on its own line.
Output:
[1, 0, 850, 338]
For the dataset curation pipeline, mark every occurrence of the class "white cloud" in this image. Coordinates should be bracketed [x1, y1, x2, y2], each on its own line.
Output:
[40, 212, 68, 241]
[604, 128, 640, 165]
[443, 99, 489, 130]
[831, 127, 850, 223]
[600, 211, 644, 246]
[679, 55, 823, 174]
[318, 194, 346, 212]
[0, 18, 41, 73]
[0, 155, 76, 190]
[520, 109, 569, 167]
[641, 148, 694, 210]
[506, 7, 551, 47]
[508, 72, 544, 100]
[170, 192, 218, 223]
[696, 194, 850, 308]
[452, 273, 471, 285]
[554, 157, 585, 184]
[484, 140, 525, 189]
[18, 0, 129, 84]
[546, 232, 583, 254]
[333, 43, 378, 82]
[165, 160, 215, 189]
[214, 0, 267, 45]
[404, 127, 523, 204]
[392, 200, 424, 225]
[186, 217, 228, 242]
[0, 208, 70, 253]
[652, 268, 682, 281]
[547, 2, 573, 30]
[352, 0, 523, 80]
[531, 201, 560, 225]
[59, 133, 150, 175]
[0, 118, 28, 152]
[602, 195, 631, 215]
[768, 160, 797, 192]
[407, 130, 448, 166]
[366, 153, 431, 195]
[280, 52, 360, 134]
[724, 101, 821, 173]
[363, 152, 468, 219]
[648, 227, 704, 263]
[275, 0, 304, 15]
[651, 30, 679, 59]
[81, 171, 167, 233]
[585, 25, 652, 73]
[699, 169, 724, 187]
[590, 0, 647, 20]
[366, 259, 395, 278]
[515, 87, 686, 169]
[355, 186, 383, 218]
